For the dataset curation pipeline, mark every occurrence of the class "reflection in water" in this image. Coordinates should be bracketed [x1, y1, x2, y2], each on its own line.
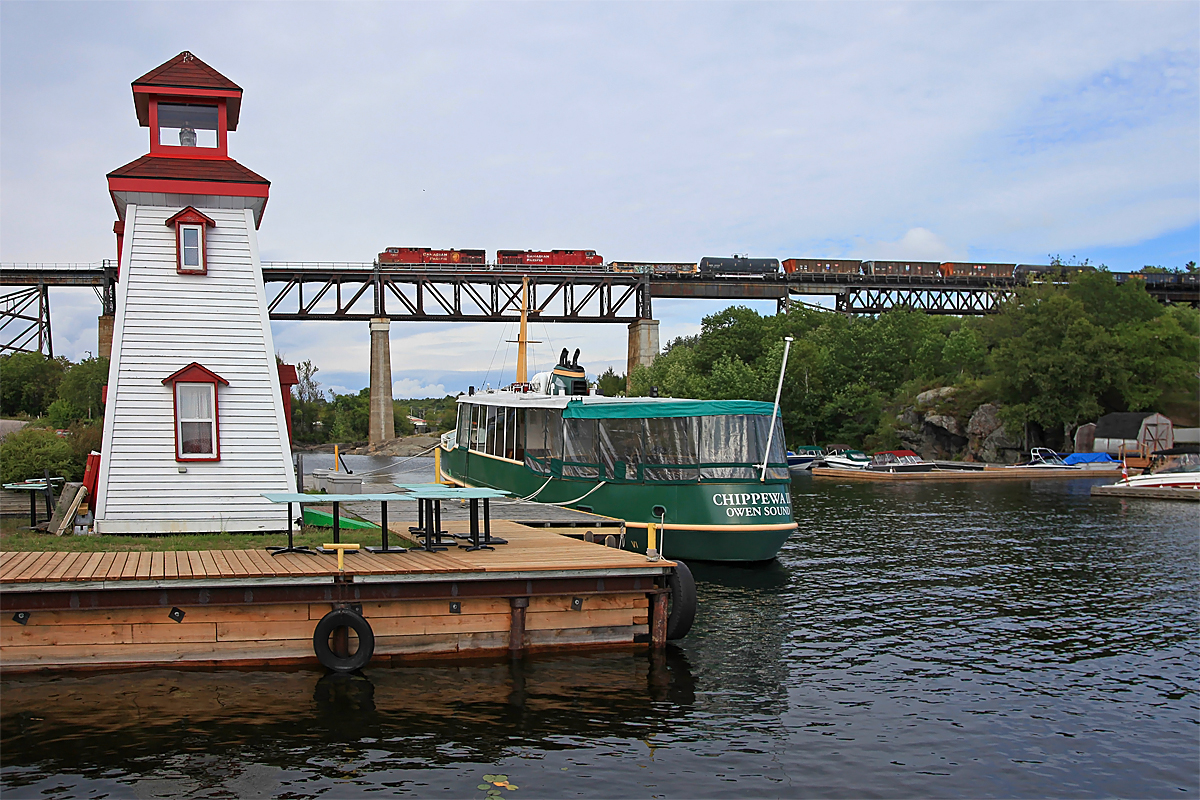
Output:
[2, 478, 1197, 799]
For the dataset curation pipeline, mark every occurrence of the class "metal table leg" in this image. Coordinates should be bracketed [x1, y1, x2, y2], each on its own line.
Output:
[368, 500, 407, 553]
[269, 501, 316, 555]
[419, 499, 448, 552]
[460, 497, 494, 552]
[480, 498, 507, 545]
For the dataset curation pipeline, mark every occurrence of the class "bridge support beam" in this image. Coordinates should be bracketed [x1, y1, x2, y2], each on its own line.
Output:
[626, 318, 659, 391]
[369, 317, 395, 443]
[97, 314, 114, 359]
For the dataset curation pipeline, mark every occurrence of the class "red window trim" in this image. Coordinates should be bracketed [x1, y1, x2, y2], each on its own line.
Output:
[162, 362, 228, 462]
[165, 206, 216, 274]
[148, 96, 229, 159]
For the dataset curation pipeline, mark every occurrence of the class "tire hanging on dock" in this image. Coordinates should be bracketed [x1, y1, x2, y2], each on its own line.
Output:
[666, 560, 696, 640]
[313, 608, 375, 672]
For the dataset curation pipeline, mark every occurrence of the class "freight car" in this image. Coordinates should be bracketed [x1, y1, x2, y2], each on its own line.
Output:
[862, 260, 941, 277]
[699, 256, 781, 278]
[610, 261, 699, 276]
[1014, 263, 1096, 281]
[378, 247, 486, 265]
[938, 262, 1016, 278]
[496, 249, 604, 267]
[782, 258, 863, 275]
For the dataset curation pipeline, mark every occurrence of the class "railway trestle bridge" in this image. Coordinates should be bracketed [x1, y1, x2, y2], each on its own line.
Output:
[2, 261, 1195, 359]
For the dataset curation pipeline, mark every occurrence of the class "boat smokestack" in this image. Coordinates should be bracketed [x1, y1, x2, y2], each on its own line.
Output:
[572, 349, 580, 368]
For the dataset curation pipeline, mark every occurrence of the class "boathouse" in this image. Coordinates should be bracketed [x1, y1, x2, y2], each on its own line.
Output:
[94, 52, 294, 534]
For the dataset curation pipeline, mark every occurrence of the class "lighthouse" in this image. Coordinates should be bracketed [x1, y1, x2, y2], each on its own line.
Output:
[95, 52, 294, 534]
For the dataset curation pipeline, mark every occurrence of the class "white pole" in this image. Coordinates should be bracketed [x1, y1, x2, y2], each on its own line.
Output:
[761, 336, 793, 482]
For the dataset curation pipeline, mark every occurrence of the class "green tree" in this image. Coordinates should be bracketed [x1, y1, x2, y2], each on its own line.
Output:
[57, 356, 109, 420]
[596, 367, 626, 397]
[0, 353, 68, 417]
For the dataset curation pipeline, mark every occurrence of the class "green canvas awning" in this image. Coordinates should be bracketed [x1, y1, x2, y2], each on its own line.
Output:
[563, 399, 777, 419]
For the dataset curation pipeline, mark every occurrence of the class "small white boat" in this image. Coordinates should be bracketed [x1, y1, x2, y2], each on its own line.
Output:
[1008, 448, 1080, 469]
[787, 446, 825, 472]
[822, 446, 871, 470]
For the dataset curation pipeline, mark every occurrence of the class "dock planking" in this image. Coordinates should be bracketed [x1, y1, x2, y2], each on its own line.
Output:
[0, 521, 667, 585]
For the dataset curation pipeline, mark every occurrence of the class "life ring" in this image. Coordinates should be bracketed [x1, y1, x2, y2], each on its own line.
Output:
[312, 608, 375, 672]
[666, 560, 696, 640]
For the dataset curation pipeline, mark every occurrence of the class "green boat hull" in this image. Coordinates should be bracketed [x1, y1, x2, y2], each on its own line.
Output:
[441, 446, 795, 562]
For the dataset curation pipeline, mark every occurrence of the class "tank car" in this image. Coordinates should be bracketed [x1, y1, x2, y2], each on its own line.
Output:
[698, 256, 781, 278]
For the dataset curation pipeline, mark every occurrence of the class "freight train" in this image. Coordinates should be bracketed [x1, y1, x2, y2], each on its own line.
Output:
[376, 247, 1195, 286]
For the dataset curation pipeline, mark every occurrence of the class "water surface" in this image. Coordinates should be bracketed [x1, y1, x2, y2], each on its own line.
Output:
[2, 477, 1196, 798]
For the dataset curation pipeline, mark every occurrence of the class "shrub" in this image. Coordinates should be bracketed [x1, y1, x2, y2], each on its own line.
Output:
[0, 426, 79, 483]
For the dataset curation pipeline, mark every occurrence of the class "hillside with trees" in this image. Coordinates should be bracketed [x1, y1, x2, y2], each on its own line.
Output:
[629, 271, 1198, 459]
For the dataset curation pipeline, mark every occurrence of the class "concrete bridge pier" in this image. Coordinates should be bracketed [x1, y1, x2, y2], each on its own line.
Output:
[369, 317, 395, 443]
[626, 318, 660, 392]
[98, 314, 114, 359]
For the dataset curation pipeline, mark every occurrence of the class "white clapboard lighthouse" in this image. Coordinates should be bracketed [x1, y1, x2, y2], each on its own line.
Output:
[95, 52, 294, 534]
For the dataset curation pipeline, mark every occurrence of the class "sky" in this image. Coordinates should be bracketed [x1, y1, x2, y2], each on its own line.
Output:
[2, 1, 1197, 398]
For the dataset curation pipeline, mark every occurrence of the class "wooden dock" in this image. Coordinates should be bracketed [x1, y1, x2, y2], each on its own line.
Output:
[0, 520, 678, 673]
[1090, 485, 1200, 501]
[811, 466, 1122, 481]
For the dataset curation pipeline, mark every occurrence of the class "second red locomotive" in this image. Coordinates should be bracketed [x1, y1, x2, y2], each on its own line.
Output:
[496, 249, 604, 267]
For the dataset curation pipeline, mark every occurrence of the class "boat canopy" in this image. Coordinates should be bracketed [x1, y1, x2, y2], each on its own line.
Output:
[1062, 453, 1118, 465]
[564, 398, 776, 419]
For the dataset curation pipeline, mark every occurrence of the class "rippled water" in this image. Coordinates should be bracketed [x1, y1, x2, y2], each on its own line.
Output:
[3, 477, 1197, 798]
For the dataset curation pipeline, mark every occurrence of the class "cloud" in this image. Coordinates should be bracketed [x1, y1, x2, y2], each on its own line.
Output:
[852, 228, 958, 263]
[392, 378, 448, 399]
[2, 2, 1195, 375]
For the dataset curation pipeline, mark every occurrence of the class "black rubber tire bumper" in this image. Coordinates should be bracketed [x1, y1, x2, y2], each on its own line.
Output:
[666, 560, 697, 640]
[313, 608, 376, 672]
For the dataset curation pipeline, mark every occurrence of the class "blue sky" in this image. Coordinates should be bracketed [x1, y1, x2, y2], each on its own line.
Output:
[2, 1, 1196, 397]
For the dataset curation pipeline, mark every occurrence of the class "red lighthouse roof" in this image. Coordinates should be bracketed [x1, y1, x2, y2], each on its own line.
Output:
[109, 52, 269, 226]
[132, 51, 243, 130]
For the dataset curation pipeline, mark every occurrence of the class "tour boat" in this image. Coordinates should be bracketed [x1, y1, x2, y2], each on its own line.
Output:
[437, 281, 796, 562]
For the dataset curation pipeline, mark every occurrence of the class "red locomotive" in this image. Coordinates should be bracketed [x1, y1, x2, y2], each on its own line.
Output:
[378, 247, 486, 265]
[496, 249, 603, 266]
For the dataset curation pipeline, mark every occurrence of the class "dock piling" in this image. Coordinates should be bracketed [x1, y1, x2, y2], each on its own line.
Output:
[509, 597, 529, 655]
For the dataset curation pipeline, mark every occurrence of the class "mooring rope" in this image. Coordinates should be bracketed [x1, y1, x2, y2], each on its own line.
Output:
[337, 443, 442, 477]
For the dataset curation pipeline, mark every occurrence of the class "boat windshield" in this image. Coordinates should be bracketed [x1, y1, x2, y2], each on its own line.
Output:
[458, 402, 787, 482]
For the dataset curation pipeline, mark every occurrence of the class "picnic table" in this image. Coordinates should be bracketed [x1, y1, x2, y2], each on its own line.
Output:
[3, 478, 65, 528]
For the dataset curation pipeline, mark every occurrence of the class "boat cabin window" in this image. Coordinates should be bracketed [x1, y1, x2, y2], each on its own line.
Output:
[698, 415, 787, 480]
[642, 416, 700, 481]
[562, 418, 600, 478]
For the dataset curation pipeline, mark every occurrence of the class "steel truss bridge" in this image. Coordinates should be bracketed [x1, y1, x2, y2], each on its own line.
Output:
[2, 261, 1196, 355]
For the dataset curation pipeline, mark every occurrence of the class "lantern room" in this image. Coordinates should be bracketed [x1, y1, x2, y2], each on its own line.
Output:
[107, 51, 269, 231]
[133, 51, 242, 159]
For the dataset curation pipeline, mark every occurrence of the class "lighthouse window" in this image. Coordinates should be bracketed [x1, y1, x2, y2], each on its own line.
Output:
[181, 225, 202, 268]
[157, 103, 219, 148]
[176, 382, 217, 459]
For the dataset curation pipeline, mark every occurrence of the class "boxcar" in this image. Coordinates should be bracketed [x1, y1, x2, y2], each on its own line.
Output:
[782, 258, 863, 275]
[496, 249, 604, 267]
[379, 247, 486, 265]
[938, 262, 1015, 278]
[610, 262, 698, 276]
[699, 257, 781, 278]
[862, 260, 941, 277]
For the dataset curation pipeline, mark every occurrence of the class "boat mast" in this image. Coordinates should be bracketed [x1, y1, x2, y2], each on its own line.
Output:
[760, 335, 793, 482]
[515, 276, 533, 384]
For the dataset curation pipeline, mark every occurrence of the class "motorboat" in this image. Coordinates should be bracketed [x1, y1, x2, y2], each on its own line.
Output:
[1008, 447, 1080, 469]
[822, 445, 871, 470]
[865, 450, 934, 473]
[1109, 450, 1200, 489]
[787, 446, 825, 472]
